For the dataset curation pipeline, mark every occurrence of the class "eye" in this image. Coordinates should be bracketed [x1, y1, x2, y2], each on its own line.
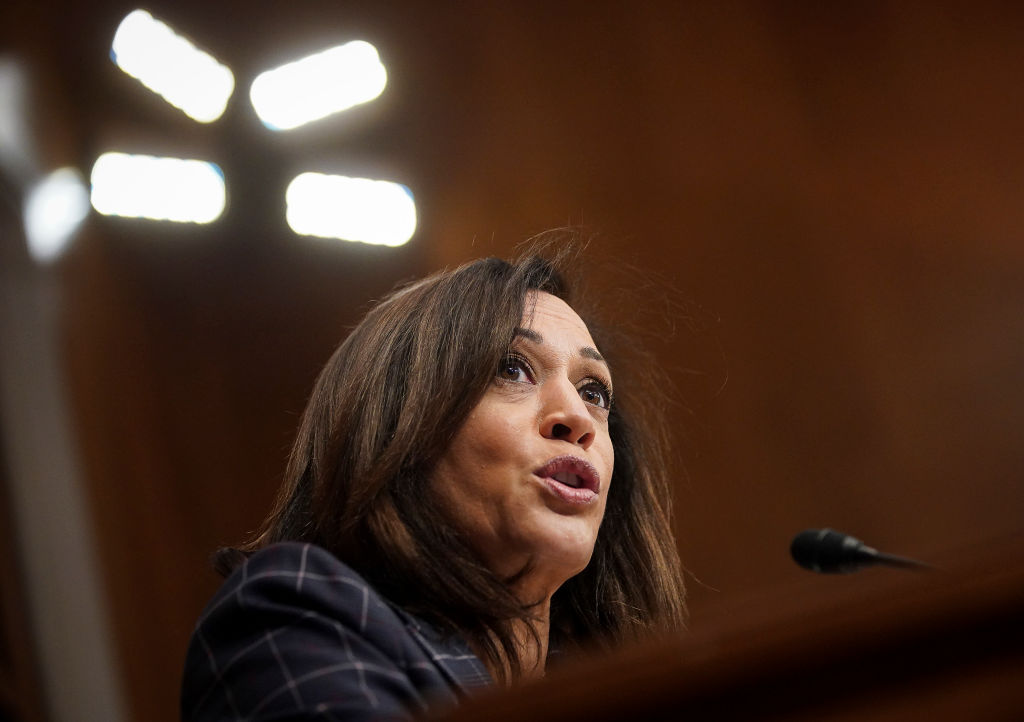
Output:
[578, 379, 613, 409]
[497, 353, 534, 384]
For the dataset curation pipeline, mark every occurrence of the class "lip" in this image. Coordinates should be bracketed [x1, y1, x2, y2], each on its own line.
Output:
[533, 455, 600, 504]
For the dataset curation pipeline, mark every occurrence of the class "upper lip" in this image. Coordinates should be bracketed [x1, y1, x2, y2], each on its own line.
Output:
[534, 455, 600, 493]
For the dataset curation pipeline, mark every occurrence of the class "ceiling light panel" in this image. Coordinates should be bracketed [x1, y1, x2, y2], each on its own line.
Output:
[250, 41, 387, 131]
[285, 172, 415, 246]
[112, 9, 235, 123]
[90, 152, 226, 224]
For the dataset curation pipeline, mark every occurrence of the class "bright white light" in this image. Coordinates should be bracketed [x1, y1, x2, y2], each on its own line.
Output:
[111, 9, 234, 123]
[250, 41, 387, 131]
[285, 173, 415, 247]
[23, 168, 90, 263]
[90, 152, 225, 223]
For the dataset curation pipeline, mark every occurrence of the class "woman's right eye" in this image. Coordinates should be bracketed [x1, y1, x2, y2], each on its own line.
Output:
[497, 354, 533, 384]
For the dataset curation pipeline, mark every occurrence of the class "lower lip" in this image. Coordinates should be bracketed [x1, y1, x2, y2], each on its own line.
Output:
[537, 475, 598, 505]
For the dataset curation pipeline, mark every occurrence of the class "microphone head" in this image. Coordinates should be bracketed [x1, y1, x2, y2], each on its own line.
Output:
[790, 528, 876, 574]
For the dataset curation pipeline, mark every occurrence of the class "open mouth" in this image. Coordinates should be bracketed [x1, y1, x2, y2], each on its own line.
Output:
[534, 456, 600, 494]
[551, 471, 584, 488]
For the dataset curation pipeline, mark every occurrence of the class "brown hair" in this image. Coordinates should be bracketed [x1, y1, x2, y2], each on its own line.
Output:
[224, 242, 686, 682]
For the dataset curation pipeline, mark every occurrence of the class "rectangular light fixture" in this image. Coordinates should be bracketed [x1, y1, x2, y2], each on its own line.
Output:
[90, 152, 226, 223]
[250, 41, 387, 131]
[112, 9, 234, 123]
[285, 172, 415, 246]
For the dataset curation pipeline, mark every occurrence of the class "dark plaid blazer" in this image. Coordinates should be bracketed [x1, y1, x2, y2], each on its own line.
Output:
[181, 542, 493, 721]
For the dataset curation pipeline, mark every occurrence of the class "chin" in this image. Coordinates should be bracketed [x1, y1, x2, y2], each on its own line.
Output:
[524, 524, 600, 581]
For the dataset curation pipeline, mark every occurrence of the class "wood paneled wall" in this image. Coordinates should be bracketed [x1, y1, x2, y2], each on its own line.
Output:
[9, 1, 1024, 719]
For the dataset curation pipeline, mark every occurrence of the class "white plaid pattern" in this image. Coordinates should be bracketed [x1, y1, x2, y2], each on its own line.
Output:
[181, 543, 492, 721]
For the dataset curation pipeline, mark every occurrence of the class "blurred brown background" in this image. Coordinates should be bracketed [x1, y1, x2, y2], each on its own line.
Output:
[3, 2, 1024, 720]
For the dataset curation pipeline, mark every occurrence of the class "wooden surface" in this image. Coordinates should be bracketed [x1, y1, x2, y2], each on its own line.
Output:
[441, 537, 1024, 721]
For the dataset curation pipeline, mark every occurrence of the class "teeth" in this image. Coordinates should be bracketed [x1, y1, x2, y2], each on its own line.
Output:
[552, 471, 581, 488]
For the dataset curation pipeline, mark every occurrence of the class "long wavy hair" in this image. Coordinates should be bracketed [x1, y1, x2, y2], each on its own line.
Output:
[222, 242, 686, 683]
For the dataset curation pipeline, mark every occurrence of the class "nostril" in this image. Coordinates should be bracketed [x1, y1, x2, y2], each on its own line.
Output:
[551, 423, 571, 438]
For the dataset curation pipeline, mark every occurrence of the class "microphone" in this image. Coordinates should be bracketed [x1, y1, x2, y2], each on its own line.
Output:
[790, 528, 931, 574]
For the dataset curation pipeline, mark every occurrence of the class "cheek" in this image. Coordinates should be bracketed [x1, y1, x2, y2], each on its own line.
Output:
[599, 436, 615, 491]
[434, 409, 522, 499]
[460, 407, 527, 466]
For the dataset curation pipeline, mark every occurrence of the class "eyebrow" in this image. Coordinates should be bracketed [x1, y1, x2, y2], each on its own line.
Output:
[513, 327, 607, 364]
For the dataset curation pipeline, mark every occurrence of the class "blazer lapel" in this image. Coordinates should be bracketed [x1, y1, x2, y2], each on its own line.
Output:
[397, 610, 494, 696]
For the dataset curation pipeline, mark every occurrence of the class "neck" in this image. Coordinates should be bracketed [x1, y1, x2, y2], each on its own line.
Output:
[512, 599, 550, 681]
[477, 597, 551, 685]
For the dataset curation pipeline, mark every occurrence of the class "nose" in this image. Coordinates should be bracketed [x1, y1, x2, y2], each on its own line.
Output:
[539, 379, 596, 449]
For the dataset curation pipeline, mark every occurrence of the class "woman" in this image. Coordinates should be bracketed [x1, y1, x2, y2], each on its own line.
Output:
[181, 248, 686, 721]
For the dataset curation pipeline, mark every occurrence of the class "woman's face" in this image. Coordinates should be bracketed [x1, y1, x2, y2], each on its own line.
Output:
[430, 291, 615, 601]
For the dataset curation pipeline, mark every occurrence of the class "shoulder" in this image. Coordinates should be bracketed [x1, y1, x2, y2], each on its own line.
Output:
[182, 542, 487, 721]
[210, 543, 398, 636]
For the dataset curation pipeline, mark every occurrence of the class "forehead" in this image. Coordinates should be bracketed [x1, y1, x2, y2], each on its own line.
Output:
[521, 290, 597, 347]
